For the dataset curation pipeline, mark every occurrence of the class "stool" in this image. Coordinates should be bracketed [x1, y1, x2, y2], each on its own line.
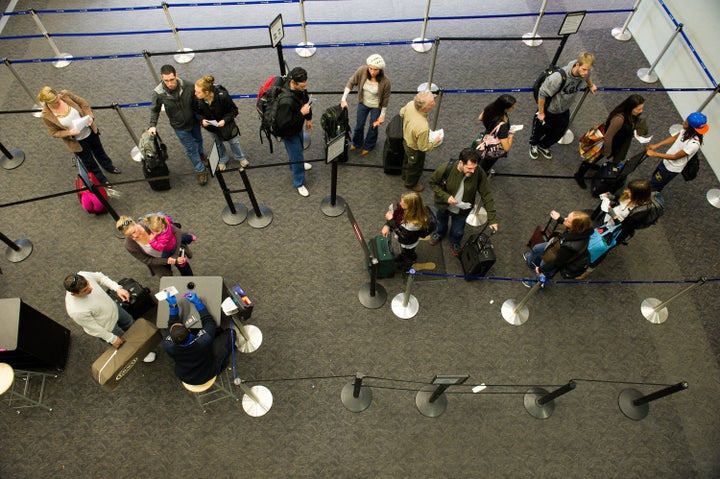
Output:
[0, 363, 57, 413]
[182, 369, 238, 413]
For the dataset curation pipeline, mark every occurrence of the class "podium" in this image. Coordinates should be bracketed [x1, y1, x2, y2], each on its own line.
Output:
[0, 298, 71, 370]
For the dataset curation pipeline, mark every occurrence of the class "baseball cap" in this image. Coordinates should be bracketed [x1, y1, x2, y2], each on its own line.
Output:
[687, 112, 709, 134]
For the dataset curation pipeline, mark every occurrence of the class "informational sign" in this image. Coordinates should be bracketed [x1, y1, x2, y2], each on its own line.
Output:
[558, 11, 586, 36]
[269, 14, 284, 47]
[326, 133, 346, 164]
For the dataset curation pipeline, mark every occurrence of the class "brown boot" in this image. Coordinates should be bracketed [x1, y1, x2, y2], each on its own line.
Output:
[197, 171, 208, 186]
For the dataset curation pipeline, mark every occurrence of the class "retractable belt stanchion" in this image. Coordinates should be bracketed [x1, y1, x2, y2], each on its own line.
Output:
[3, 59, 44, 117]
[111, 103, 142, 162]
[161, 2, 195, 64]
[29, 9, 73, 68]
[641, 277, 707, 324]
[501, 276, 546, 326]
[295, 0, 316, 58]
[223, 285, 261, 353]
[0, 231, 33, 263]
[612, 0, 642, 41]
[0, 141, 25, 170]
[321, 134, 348, 217]
[670, 84, 719, 136]
[359, 257, 387, 309]
[637, 24, 683, 84]
[707, 189, 720, 209]
[215, 168, 248, 226]
[524, 380, 576, 419]
[557, 89, 590, 145]
[418, 37, 440, 93]
[142, 50, 161, 86]
[618, 381, 688, 421]
[238, 163, 272, 229]
[416, 374, 469, 418]
[523, 0, 548, 46]
[391, 269, 419, 320]
[341, 372, 373, 413]
[234, 379, 273, 417]
[411, 0, 433, 53]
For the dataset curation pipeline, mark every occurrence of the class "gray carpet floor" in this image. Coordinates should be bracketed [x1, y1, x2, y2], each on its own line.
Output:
[1, 1, 719, 478]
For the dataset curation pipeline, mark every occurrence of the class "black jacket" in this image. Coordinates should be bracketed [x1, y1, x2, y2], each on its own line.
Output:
[193, 86, 240, 140]
[149, 77, 197, 131]
[276, 85, 312, 138]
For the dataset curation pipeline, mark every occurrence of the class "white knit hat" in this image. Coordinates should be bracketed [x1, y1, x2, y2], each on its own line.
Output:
[366, 54, 385, 70]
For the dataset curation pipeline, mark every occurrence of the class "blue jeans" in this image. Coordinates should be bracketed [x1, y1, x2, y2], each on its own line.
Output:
[434, 207, 468, 248]
[282, 132, 306, 188]
[77, 129, 114, 184]
[111, 304, 135, 338]
[650, 161, 678, 192]
[212, 132, 245, 165]
[174, 123, 206, 173]
[352, 103, 381, 151]
[526, 241, 558, 278]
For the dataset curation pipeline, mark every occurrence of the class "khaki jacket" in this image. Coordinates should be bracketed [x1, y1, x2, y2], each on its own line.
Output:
[41, 90, 98, 153]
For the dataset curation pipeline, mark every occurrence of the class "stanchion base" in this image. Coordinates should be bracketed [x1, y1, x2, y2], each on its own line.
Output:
[706, 189, 720, 208]
[465, 207, 487, 227]
[241, 385, 273, 417]
[641, 297, 668, 324]
[416, 385, 447, 418]
[557, 129, 574, 145]
[637, 68, 658, 84]
[524, 387, 555, 419]
[295, 42, 317, 57]
[131, 146, 142, 163]
[341, 382, 373, 412]
[234, 324, 262, 353]
[358, 283, 387, 309]
[5, 238, 33, 262]
[668, 123, 683, 136]
[1, 149, 25, 169]
[522, 32, 543, 47]
[501, 299, 529, 326]
[320, 195, 347, 217]
[611, 26, 632, 41]
[247, 206, 273, 229]
[411, 37, 433, 53]
[417, 82, 439, 93]
[53, 53, 73, 68]
[391, 293, 419, 319]
[222, 203, 248, 226]
[174, 48, 195, 64]
[618, 388, 649, 420]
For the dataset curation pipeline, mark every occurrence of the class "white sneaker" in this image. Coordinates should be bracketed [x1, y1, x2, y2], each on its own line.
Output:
[143, 352, 156, 363]
[304, 162, 312, 171]
[297, 185, 309, 197]
[218, 163, 227, 171]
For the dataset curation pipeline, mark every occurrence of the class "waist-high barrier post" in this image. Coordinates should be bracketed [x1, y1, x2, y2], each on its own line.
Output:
[524, 380, 576, 419]
[501, 276, 547, 326]
[0, 231, 33, 263]
[669, 83, 719, 136]
[321, 134, 348, 217]
[111, 103, 142, 162]
[238, 163, 272, 229]
[392, 269, 419, 320]
[618, 381, 688, 420]
[142, 51, 161, 87]
[76, 161, 119, 223]
[637, 24, 683, 83]
[415, 374, 470, 418]
[612, 0, 642, 41]
[341, 372, 373, 413]
[549, 11, 586, 69]
[641, 277, 707, 324]
[28, 9, 73, 68]
[268, 14, 288, 76]
[557, 89, 590, 145]
[411, 0, 433, 53]
[215, 167, 248, 226]
[3, 59, 43, 117]
[0, 141, 25, 170]
[223, 285, 262, 354]
[523, 0, 549, 47]
[295, 0, 316, 58]
[707, 189, 720, 209]
[161, 2, 194, 64]
[347, 205, 387, 309]
[418, 37, 440, 93]
[234, 379, 273, 418]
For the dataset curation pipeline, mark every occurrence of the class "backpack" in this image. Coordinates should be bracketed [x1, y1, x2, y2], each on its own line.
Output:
[628, 191, 665, 230]
[532, 66, 567, 103]
[681, 153, 699, 181]
[256, 75, 291, 153]
[321, 104, 350, 139]
[74, 172, 108, 214]
[139, 131, 168, 170]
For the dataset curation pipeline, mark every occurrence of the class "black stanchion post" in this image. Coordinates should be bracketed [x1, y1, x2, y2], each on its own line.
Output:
[238, 164, 272, 229]
[321, 134, 348, 217]
[524, 380, 576, 419]
[359, 257, 386, 309]
[341, 372, 373, 412]
[0, 141, 25, 170]
[88, 182, 119, 221]
[215, 169, 248, 226]
[0, 231, 33, 263]
[416, 375, 470, 418]
[619, 382, 688, 421]
[549, 34, 570, 69]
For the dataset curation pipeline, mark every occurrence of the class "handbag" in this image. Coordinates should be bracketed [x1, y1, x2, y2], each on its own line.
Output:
[471, 121, 506, 161]
[540, 237, 560, 263]
[218, 120, 240, 141]
[578, 123, 605, 163]
[588, 224, 621, 263]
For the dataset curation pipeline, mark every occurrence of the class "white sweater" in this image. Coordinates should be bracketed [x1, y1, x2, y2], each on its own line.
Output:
[65, 271, 122, 344]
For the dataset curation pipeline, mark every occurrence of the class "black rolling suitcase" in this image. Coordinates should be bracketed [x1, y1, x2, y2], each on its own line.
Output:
[459, 225, 496, 280]
[142, 160, 171, 191]
[591, 152, 648, 197]
[107, 278, 157, 319]
[383, 114, 404, 175]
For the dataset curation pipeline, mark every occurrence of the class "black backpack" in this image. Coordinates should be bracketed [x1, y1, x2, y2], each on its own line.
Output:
[681, 153, 699, 181]
[532, 66, 567, 103]
[256, 75, 291, 152]
[321, 104, 350, 139]
[628, 191, 665, 230]
[138, 131, 168, 170]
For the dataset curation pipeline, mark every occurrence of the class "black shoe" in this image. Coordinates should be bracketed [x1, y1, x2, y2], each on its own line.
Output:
[107, 166, 122, 174]
[574, 172, 587, 189]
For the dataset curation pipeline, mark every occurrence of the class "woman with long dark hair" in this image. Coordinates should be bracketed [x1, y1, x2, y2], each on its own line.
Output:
[473, 94, 517, 172]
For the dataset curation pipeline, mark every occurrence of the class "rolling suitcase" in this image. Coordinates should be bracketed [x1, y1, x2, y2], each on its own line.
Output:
[383, 114, 404, 175]
[107, 278, 157, 319]
[142, 159, 171, 191]
[527, 218, 561, 248]
[368, 234, 395, 278]
[459, 225, 496, 280]
[590, 152, 648, 197]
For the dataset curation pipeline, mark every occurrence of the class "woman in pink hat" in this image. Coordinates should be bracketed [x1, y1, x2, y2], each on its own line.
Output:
[646, 111, 708, 191]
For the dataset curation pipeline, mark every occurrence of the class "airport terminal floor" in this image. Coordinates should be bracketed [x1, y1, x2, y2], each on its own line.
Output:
[0, 1, 719, 477]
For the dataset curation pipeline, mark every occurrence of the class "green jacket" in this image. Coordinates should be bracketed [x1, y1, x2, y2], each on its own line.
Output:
[429, 160, 498, 225]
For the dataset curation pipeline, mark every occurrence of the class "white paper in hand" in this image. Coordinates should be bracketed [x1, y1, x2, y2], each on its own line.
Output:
[72, 115, 92, 131]
[633, 130, 652, 144]
[456, 201, 473, 210]
[429, 129, 444, 143]
[509, 124, 524, 133]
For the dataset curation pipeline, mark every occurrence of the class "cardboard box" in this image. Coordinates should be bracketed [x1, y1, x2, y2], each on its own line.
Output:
[91, 318, 162, 392]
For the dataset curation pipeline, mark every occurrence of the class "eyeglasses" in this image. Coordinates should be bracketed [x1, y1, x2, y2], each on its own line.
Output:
[117, 218, 133, 232]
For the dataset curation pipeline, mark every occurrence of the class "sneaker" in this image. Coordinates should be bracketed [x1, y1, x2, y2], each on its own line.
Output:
[538, 146, 553, 160]
[361, 149, 370, 156]
[429, 233, 441, 246]
[105, 185, 120, 198]
[218, 163, 227, 171]
[197, 171, 208, 186]
[350, 145, 357, 151]
[529, 145, 539, 160]
[297, 185, 309, 197]
[450, 243, 461, 257]
[107, 166, 122, 174]
[143, 352, 156, 363]
[523, 252, 534, 269]
[304, 162, 312, 171]
[410, 184, 424, 192]
[573, 172, 587, 189]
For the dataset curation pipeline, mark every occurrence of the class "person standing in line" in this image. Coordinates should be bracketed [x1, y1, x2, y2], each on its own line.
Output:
[646, 111, 708, 192]
[400, 90, 442, 191]
[340, 54, 391, 155]
[193, 75, 247, 171]
[116, 216, 193, 277]
[148, 64, 208, 185]
[529, 52, 598, 160]
[64, 271, 156, 362]
[38, 87, 121, 186]
[574, 94, 647, 189]
[276, 67, 313, 197]
[381, 192, 434, 270]
[474, 94, 517, 172]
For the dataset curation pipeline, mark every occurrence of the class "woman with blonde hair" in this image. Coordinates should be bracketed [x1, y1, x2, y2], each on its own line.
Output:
[38, 86, 121, 185]
[381, 192, 435, 269]
[116, 216, 193, 276]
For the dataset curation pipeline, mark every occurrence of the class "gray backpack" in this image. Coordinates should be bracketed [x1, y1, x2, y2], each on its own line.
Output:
[139, 131, 168, 170]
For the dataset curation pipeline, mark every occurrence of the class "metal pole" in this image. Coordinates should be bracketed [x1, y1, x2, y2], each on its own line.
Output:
[391, 269, 419, 319]
[557, 89, 590, 145]
[418, 37, 440, 93]
[431, 90, 443, 131]
[641, 277, 707, 324]
[634, 382, 688, 406]
[3, 58, 44, 116]
[411, 0, 433, 53]
[239, 163, 273, 229]
[524, 380, 576, 419]
[215, 170, 248, 226]
[295, 0, 317, 58]
[112, 103, 142, 162]
[162, 2, 195, 64]
[537, 380, 576, 406]
[697, 84, 720, 112]
[29, 9, 73, 67]
[612, 0, 642, 41]
[637, 24, 683, 83]
[142, 50, 160, 86]
[523, 0, 548, 47]
[501, 276, 546, 326]
[619, 381, 687, 420]
[341, 372, 372, 412]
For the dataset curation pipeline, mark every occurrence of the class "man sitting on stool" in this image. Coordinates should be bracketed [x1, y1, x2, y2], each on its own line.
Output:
[161, 292, 233, 385]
